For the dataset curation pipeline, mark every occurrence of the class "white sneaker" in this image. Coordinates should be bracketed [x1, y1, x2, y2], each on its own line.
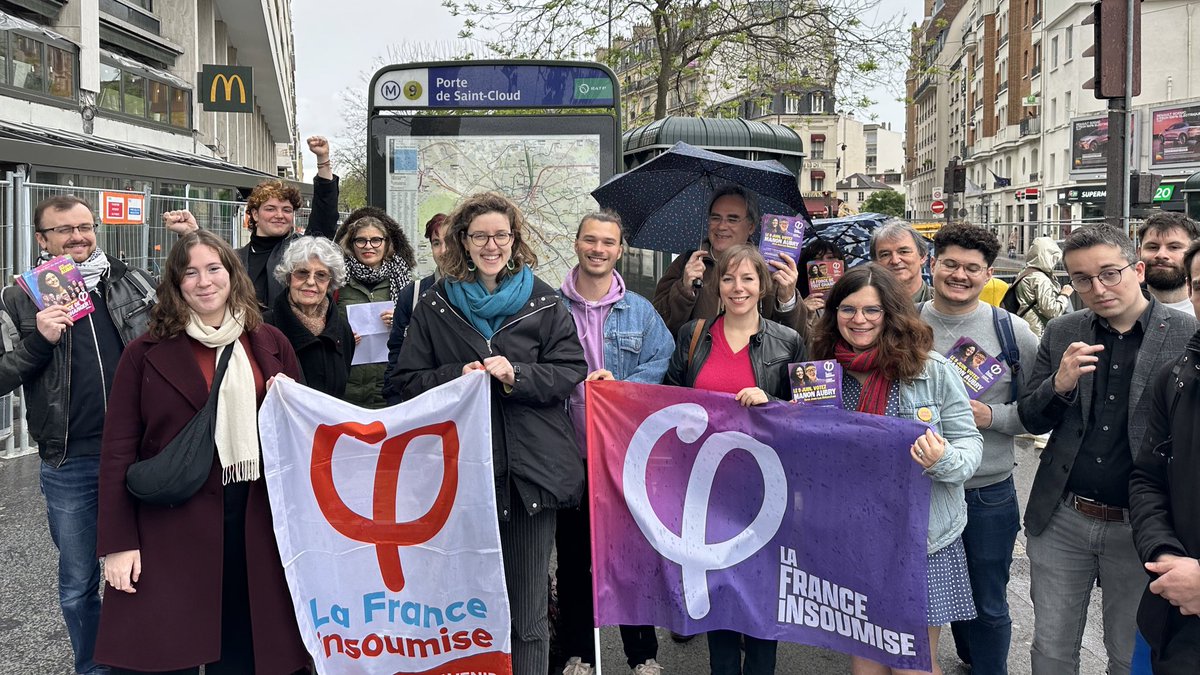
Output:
[633, 658, 663, 675]
[563, 656, 596, 675]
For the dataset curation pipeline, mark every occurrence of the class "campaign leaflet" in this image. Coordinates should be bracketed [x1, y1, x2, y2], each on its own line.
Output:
[789, 360, 842, 408]
[16, 255, 94, 321]
[759, 214, 806, 265]
[944, 337, 1006, 400]
[806, 260, 845, 293]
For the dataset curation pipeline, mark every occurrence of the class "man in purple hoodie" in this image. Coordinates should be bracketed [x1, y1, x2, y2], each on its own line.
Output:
[555, 211, 674, 675]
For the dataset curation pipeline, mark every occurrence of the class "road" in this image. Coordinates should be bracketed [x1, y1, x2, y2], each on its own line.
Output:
[0, 436, 1111, 674]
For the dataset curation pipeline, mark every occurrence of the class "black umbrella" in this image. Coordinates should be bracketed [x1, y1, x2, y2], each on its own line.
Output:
[591, 142, 810, 254]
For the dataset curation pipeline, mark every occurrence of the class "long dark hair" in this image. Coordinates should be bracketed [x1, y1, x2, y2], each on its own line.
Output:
[335, 206, 416, 269]
[809, 263, 932, 381]
[149, 230, 262, 339]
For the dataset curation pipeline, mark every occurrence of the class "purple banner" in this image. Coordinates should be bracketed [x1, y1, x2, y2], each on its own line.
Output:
[587, 381, 934, 671]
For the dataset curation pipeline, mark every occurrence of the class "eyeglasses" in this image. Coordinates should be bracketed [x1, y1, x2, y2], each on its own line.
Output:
[836, 305, 884, 320]
[291, 269, 331, 283]
[465, 231, 513, 247]
[1069, 262, 1135, 292]
[38, 223, 99, 236]
[352, 236, 386, 249]
[937, 258, 987, 276]
[708, 214, 747, 226]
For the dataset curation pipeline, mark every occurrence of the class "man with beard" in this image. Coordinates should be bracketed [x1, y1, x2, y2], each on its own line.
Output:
[1138, 212, 1199, 317]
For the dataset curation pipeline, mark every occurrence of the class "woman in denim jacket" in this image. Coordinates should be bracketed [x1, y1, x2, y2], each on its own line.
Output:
[810, 263, 983, 675]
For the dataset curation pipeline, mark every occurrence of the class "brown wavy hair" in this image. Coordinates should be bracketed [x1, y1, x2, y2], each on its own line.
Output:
[149, 230, 263, 339]
[809, 263, 932, 381]
[439, 192, 539, 283]
[246, 180, 302, 231]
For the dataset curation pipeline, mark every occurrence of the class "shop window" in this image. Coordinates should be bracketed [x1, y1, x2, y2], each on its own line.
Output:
[12, 34, 44, 92]
[99, 64, 122, 111]
[170, 88, 189, 128]
[46, 45, 74, 98]
[123, 70, 146, 117]
[148, 80, 169, 124]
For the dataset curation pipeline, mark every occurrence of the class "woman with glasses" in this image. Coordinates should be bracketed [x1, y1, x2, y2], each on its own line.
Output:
[263, 237, 355, 399]
[327, 210, 415, 408]
[663, 244, 806, 675]
[393, 192, 587, 675]
[809, 263, 982, 675]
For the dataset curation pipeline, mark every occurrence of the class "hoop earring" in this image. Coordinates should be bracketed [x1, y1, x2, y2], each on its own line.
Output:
[506, 258, 516, 271]
[466, 260, 477, 272]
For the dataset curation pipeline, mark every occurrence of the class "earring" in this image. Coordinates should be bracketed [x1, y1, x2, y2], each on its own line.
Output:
[506, 259, 516, 271]
[466, 260, 477, 272]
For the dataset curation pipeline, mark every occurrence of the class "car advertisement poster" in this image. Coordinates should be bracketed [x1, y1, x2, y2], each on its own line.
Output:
[1151, 104, 1200, 167]
[1070, 114, 1139, 176]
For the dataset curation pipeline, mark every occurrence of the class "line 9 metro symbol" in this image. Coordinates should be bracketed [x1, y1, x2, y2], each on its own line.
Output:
[310, 420, 460, 592]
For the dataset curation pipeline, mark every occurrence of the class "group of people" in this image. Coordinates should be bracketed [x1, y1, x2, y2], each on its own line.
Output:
[4, 137, 1200, 675]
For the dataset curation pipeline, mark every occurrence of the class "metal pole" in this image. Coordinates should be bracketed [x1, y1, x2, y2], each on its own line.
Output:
[1122, 0, 1134, 233]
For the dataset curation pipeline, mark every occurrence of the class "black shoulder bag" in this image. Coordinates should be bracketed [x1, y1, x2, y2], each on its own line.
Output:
[126, 344, 234, 507]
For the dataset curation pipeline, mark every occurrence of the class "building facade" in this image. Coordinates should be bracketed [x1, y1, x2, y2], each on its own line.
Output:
[0, 0, 299, 197]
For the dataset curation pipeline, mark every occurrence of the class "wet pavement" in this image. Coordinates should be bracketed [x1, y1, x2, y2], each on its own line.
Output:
[0, 437, 1109, 674]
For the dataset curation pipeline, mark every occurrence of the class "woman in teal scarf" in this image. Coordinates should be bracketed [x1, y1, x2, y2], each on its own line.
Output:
[392, 192, 587, 675]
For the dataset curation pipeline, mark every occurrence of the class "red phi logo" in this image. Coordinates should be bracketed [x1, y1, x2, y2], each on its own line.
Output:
[310, 420, 460, 593]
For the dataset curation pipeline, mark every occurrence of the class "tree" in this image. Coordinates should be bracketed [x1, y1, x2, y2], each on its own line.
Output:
[861, 189, 904, 218]
[443, 0, 907, 122]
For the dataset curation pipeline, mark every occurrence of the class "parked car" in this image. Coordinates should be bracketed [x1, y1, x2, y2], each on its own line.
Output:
[1078, 130, 1108, 152]
[1158, 120, 1196, 147]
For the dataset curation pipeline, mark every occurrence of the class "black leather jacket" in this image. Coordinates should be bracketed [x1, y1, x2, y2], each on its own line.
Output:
[665, 316, 806, 399]
[0, 257, 155, 466]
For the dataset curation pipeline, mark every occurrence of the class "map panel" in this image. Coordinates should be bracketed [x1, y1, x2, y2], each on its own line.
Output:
[386, 135, 602, 285]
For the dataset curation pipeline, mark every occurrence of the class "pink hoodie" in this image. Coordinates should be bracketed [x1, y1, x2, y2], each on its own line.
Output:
[560, 267, 626, 455]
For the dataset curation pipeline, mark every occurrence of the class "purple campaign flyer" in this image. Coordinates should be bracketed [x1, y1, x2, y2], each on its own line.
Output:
[789, 360, 842, 408]
[759, 214, 806, 265]
[945, 337, 1006, 399]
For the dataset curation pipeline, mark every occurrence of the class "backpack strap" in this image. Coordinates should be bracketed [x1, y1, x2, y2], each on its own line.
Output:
[991, 305, 1022, 402]
[685, 319, 706, 370]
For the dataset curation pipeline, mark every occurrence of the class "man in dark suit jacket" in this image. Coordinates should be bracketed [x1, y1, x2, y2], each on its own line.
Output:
[1019, 224, 1199, 675]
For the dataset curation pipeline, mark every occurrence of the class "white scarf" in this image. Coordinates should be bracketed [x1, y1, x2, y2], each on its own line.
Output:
[184, 310, 260, 484]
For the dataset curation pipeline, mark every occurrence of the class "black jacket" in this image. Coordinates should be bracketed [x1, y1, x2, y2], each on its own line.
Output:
[665, 316, 806, 399]
[382, 274, 435, 404]
[1129, 330, 1200, 672]
[236, 174, 339, 307]
[0, 257, 155, 466]
[393, 276, 587, 517]
[263, 292, 355, 399]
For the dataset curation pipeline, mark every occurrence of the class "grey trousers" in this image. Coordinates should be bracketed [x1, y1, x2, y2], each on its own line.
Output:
[500, 495, 557, 675]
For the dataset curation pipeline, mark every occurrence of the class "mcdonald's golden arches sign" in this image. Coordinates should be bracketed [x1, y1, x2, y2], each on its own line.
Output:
[199, 65, 253, 112]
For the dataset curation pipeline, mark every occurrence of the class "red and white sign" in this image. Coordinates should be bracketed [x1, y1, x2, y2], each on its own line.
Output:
[259, 373, 513, 675]
[930, 200, 947, 215]
[100, 191, 144, 225]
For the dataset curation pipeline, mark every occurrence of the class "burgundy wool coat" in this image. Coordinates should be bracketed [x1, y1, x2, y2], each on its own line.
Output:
[94, 325, 309, 673]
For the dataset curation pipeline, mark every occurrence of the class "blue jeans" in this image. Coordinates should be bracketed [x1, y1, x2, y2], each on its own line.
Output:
[950, 476, 1020, 674]
[1027, 499, 1142, 675]
[40, 455, 107, 675]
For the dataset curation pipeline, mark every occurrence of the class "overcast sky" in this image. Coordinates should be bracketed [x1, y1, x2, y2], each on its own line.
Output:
[293, 0, 924, 179]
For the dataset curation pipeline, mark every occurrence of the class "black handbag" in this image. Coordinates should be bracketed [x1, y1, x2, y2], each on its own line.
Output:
[126, 344, 234, 507]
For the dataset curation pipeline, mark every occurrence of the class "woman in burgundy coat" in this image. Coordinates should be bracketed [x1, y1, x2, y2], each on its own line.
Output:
[95, 229, 309, 674]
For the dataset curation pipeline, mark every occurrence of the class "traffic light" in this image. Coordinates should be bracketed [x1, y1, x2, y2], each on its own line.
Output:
[944, 163, 966, 193]
[1082, 0, 1141, 99]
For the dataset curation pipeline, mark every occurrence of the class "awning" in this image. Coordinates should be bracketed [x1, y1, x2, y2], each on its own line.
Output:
[811, 170, 826, 179]
[101, 49, 190, 89]
[804, 197, 833, 216]
[811, 134, 826, 143]
[0, 9, 77, 46]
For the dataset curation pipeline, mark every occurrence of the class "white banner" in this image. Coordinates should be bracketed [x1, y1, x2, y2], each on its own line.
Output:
[260, 372, 513, 675]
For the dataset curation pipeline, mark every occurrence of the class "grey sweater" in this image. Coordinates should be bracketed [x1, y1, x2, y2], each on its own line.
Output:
[921, 301, 1040, 489]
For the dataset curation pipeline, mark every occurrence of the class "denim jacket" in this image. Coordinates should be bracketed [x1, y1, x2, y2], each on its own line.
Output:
[897, 352, 984, 554]
[561, 292, 674, 383]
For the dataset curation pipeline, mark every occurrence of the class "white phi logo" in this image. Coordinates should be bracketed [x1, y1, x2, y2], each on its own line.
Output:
[623, 403, 787, 619]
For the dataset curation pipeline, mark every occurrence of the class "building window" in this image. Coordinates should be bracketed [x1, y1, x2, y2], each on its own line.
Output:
[811, 140, 825, 159]
[1064, 26, 1072, 60]
[97, 59, 191, 130]
[785, 93, 800, 114]
[812, 177, 825, 191]
[858, 191, 865, 202]
[1050, 36, 1059, 70]
[2, 31, 77, 101]
[811, 92, 825, 113]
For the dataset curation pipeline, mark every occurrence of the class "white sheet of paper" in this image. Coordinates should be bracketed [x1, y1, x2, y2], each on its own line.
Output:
[346, 301, 391, 365]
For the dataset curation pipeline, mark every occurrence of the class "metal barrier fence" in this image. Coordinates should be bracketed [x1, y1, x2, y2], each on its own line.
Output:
[0, 174, 339, 457]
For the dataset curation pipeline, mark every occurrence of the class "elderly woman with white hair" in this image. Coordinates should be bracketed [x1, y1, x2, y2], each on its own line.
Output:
[263, 236, 356, 398]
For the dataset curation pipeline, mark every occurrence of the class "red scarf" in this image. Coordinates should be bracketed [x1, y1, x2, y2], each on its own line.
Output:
[833, 340, 892, 416]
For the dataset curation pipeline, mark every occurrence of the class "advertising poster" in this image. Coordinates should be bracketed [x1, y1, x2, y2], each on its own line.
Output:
[587, 381, 934, 671]
[1070, 114, 1139, 175]
[1151, 104, 1200, 167]
[259, 374, 513, 675]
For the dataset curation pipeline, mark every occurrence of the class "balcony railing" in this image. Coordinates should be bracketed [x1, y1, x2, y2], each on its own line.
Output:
[1020, 117, 1041, 136]
[1032, 12, 1042, 25]
[997, 80, 1009, 94]
[1029, 172, 1040, 181]
[999, 33, 1009, 47]
[1031, 64, 1041, 78]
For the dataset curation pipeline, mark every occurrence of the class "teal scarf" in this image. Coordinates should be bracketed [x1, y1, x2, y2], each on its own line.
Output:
[445, 267, 534, 338]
